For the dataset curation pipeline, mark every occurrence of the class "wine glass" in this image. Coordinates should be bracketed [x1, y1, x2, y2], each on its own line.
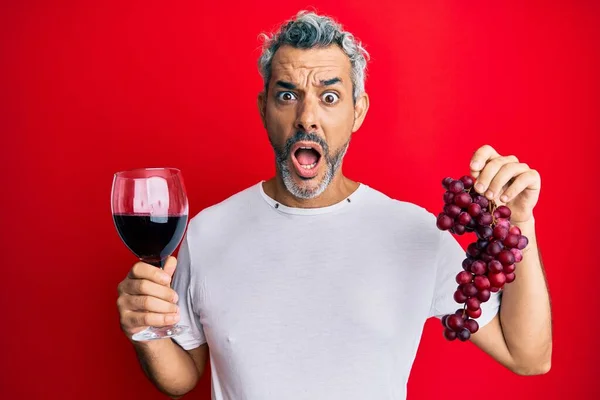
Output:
[111, 167, 189, 341]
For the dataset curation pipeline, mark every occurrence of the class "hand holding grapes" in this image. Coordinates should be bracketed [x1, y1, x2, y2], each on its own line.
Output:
[435, 145, 537, 342]
[116, 256, 181, 341]
[469, 144, 541, 224]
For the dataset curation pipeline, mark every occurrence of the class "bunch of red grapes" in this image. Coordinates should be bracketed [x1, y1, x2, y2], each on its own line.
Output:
[436, 175, 529, 342]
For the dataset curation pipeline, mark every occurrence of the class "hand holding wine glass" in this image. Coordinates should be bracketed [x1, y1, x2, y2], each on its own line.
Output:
[111, 167, 189, 341]
[116, 256, 181, 340]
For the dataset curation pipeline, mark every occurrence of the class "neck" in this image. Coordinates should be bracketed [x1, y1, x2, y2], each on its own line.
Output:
[263, 171, 359, 209]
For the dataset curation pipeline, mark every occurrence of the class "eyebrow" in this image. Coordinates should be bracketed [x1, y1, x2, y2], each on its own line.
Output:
[274, 77, 343, 90]
[321, 77, 342, 86]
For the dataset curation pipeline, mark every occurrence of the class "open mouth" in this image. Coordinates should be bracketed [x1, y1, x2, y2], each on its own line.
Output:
[290, 141, 323, 179]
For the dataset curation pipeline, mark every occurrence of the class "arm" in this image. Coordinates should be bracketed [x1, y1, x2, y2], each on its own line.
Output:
[467, 145, 552, 375]
[133, 341, 208, 398]
[470, 218, 552, 375]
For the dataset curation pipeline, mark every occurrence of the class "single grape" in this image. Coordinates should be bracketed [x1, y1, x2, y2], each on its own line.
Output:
[497, 250, 515, 266]
[470, 260, 487, 275]
[444, 191, 455, 204]
[466, 297, 481, 311]
[454, 290, 468, 303]
[436, 214, 454, 230]
[503, 234, 519, 248]
[462, 258, 474, 272]
[474, 275, 491, 291]
[493, 226, 509, 241]
[447, 314, 465, 331]
[476, 239, 489, 250]
[477, 225, 494, 240]
[457, 212, 472, 225]
[465, 219, 477, 232]
[503, 263, 516, 274]
[517, 235, 529, 250]
[462, 283, 478, 297]
[444, 204, 462, 218]
[490, 286, 500, 293]
[454, 224, 466, 235]
[466, 243, 481, 258]
[441, 314, 449, 328]
[456, 271, 473, 285]
[488, 260, 504, 273]
[468, 203, 482, 217]
[509, 226, 521, 236]
[486, 240, 504, 256]
[442, 177, 454, 189]
[477, 289, 491, 302]
[454, 192, 473, 208]
[488, 272, 507, 288]
[464, 319, 479, 334]
[496, 205, 511, 218]
[460, 175, 475, 189]
[475, 196, 489, 209]
[466, 308, 482, 318]
[444, 328, 457, 341]
[510, 248, 523, 262]
[478, 213, 493, 226]
[449, 180, 465, 194]
[457, 328, 471, 341]
[505, 272, 516, 283]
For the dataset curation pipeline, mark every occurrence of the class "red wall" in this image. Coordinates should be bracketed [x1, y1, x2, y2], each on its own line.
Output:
[1, 1, 599, 399]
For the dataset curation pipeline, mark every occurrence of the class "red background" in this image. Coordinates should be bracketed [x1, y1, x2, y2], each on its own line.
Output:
[1, 1, 599, 399]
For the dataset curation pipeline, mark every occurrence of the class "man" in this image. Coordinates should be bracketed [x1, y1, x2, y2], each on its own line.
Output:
[116, 10, 552, 399]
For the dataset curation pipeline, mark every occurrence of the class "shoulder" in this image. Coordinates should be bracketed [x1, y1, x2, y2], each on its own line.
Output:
[186, 182, 262, 239]
[359, 183, 439, 228]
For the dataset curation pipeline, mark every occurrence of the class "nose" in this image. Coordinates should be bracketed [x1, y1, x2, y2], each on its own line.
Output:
[294, 97, 319, 132]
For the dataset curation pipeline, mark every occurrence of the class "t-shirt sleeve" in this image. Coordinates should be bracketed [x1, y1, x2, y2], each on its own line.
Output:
[429, 228, 501, 330]
[171, 231, 207, 350]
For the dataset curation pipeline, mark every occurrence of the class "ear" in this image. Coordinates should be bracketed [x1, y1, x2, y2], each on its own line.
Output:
[258, 91, 267, 128]
[351, 93, 370, 133]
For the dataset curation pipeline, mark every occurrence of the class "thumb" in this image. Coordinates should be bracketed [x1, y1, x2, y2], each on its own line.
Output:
[162, 256, 177, 282]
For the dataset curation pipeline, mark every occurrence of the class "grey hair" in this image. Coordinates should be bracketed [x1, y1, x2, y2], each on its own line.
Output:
[257, 10, 370, 102]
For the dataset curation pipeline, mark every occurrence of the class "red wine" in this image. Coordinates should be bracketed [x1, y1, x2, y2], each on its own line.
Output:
[113, 214, 188, 267]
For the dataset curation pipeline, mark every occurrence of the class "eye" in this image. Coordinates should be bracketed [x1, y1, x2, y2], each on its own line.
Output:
[277, 91, 297, 102]
[322, 92, 340, 104]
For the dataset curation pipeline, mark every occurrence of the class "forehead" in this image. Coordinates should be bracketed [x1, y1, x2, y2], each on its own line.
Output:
[270, 45, 352, 84]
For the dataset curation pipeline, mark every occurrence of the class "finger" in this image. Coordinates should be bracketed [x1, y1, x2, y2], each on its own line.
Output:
[121, 294, 179, 314]
[128, 262, 171, 286]
[499, 170, 541, 203]
[122, 279, 179, 303]
[473, 155, 519, 197]
[486, 163, 531, 201]
[470, 145, 501, 178]
[162, 256, 178, 281]
[121, 310, 181, 329]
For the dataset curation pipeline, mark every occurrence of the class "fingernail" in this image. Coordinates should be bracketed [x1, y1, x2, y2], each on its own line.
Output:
[475, 183, 484, 193]
[501, 195, 509, 202]
[486, 190, 494, 199]
[471, 161, 482, 170]
[174, 293, 179, 303]
[161, 274, 170, 284]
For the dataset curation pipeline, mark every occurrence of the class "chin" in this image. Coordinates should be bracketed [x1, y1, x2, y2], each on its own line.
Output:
[282, 162, 333, 200]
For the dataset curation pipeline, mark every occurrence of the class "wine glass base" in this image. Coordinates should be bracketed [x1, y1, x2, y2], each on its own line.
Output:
[131, 325, 189, 341]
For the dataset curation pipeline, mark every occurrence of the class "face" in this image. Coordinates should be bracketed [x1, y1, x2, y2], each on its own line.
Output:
[258, 45, 369, 199]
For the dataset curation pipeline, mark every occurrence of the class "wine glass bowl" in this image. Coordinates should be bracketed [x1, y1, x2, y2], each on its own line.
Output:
[111, 167, 189, 341]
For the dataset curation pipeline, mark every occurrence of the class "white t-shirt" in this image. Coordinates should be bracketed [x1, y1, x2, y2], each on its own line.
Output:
[172, 181, 500, 399]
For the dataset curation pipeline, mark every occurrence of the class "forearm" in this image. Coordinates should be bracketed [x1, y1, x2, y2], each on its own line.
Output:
[499, 218, 552, 373]
[133, 339, 199, 397]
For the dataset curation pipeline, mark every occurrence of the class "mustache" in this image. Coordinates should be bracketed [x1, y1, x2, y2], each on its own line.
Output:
[277, 131, 329, 163]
